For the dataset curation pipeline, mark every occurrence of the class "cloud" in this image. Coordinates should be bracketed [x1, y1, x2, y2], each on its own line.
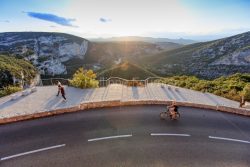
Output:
[1, 20, 10, 23]
[26, 12, 77, 27]
[99, 17, 111, 23]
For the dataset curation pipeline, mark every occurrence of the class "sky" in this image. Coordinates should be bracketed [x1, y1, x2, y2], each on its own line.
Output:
[0, 0, 249, 40]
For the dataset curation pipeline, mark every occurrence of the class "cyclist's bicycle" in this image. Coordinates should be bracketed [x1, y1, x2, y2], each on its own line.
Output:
[160, 107, 180, 120]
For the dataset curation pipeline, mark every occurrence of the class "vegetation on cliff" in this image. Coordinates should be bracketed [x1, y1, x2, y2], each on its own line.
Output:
[0, 54, 37, 87]
[69, 68, 99, 88]
[160, 73, 250, 102]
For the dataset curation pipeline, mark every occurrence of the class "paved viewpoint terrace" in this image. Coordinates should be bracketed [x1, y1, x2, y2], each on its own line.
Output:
[0, 83, 243, 121]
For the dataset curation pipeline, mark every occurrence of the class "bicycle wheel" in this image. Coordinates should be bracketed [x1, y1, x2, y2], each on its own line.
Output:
[160, 112, 167, 120]
[175, 112, 180, 120]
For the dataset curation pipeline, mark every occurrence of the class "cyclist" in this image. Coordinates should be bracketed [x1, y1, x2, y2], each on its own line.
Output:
[168, 101, 178, 119]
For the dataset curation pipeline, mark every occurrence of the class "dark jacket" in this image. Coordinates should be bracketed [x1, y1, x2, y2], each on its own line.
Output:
[60, 86, 65, 95]
[57, 85, 65, 95]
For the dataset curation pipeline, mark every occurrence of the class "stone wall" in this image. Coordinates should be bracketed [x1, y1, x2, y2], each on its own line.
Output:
[0, 100, 249, 124]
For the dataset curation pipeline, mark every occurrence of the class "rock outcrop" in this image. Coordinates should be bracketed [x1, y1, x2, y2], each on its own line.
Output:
[0, 32, 88, 75]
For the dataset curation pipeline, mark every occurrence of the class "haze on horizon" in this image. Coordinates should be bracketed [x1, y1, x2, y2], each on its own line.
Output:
[0, 0, 249, 41]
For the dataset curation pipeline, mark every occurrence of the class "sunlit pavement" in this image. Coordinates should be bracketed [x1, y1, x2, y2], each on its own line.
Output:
[0, 83, 240, 119]
[0, 106, 250, 167]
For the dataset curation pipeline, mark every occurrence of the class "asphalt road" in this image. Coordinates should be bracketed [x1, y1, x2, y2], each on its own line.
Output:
[0, 105, 250, 167]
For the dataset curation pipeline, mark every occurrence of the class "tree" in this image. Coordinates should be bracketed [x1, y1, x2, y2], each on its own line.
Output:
[69, 68, 99, 88]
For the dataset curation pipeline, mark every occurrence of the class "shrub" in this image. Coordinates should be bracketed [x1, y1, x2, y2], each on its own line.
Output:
[243, 84, 250, 101]
[69, 68, 99, 89]
[0, 86, 22, 97]
[160, 73, 250, 102]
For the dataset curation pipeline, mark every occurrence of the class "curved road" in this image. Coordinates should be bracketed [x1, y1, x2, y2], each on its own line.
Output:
[0, 106, 250, 167]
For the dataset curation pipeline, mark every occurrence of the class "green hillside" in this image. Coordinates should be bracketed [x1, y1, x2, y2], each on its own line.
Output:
[159, 73, 250, 102]
[143, 31, 250, 79]
[97, 61, 158, 79]
[0, 55, 37, 87]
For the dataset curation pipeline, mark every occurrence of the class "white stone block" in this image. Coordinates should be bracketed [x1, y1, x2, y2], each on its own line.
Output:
[31, 87, 37, 93]
[11, 94, 19, 100]
[22, 90, 30, 96]
[244, 102, 250, 109]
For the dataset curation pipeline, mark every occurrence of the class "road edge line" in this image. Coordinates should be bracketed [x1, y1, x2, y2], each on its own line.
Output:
[1, 144, 66, 161]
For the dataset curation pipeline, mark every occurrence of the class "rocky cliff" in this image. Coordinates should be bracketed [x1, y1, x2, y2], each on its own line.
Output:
[0, 32, 88, 75]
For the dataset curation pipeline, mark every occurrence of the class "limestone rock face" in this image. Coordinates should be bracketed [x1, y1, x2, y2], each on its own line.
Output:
[0, 32, 89, 75]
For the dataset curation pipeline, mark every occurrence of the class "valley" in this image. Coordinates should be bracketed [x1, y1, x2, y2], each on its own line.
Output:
[0, 31, 250, 80]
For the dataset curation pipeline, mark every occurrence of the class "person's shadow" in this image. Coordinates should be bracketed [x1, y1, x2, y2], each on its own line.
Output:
[43, 86, 95, 110]
[0, 96, 23, 110]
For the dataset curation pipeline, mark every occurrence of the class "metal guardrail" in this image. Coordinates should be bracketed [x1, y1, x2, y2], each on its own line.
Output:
[41, 78, 69, 86]
[100, 77, 146, 87]
[40, 77, 167, 87]
[145, 77, 166, 84]
[99, 77, 166, 87]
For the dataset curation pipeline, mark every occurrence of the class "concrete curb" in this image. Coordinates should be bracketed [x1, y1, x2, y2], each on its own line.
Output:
[0, 100, 249, 125]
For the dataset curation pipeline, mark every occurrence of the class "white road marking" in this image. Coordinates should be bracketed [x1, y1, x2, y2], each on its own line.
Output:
[0, 144, 66, 161]
[151, 133, 191, 137]
[88, 134, 132, 142]
[209, 136, 250, 144]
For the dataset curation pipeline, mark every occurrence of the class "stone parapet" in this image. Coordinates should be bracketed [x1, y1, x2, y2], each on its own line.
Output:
[0, 100, 249, 124]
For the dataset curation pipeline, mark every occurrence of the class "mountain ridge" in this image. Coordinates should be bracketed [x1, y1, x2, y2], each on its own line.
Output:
[144, 31, 250, 79]
[89, 36, 197, 45]
[0, 31, 250, 79]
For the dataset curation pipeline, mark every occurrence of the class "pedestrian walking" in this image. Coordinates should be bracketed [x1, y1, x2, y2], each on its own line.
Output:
[56, 81, 67, 101]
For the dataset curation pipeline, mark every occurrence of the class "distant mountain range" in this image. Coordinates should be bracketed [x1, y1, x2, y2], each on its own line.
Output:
[85, 41, 182, 67]
[0, 32, 182, 77]
[97, 61, 158, 80]
[89, 36, 197, 45]
[144, 31, 250, 79]
[0, 31, 249, 80]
